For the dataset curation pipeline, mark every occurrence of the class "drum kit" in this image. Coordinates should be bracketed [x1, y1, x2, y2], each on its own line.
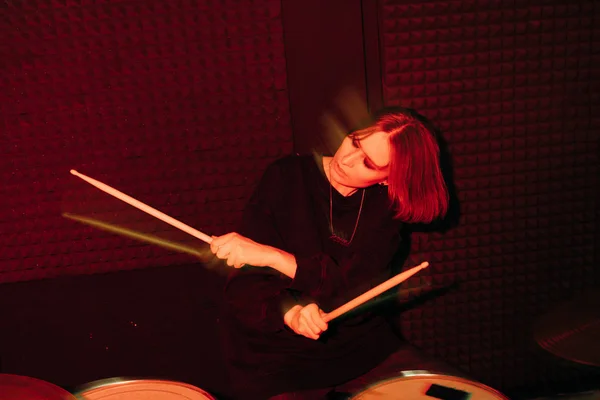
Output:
[0, 371, 508, 400]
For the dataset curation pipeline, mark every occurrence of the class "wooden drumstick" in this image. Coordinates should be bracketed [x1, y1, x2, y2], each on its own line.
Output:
[323, 261, 429, 323]
[70, 170, 213, 244]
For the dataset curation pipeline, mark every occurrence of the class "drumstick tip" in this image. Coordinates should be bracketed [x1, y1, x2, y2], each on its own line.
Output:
[70, 169, 78, 175]
[420, 261, 429, 268]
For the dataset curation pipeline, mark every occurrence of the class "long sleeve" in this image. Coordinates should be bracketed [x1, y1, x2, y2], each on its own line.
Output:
[223, 156, 403, 333]
[224, 159, 297, 332]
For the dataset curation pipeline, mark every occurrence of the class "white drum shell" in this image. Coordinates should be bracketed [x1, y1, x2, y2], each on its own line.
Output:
[351, 370, 509, 400]
[75, 378, 216, 400]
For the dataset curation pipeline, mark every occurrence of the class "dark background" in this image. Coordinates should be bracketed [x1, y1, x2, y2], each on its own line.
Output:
[1, 0, 598, 399]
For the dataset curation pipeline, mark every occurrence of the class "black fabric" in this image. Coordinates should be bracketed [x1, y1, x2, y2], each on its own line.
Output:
[221, 155, 406, 399]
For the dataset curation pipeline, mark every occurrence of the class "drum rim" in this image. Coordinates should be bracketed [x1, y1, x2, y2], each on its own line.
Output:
[73, 377, 215, 399]
[351, 370, 510, 400]
[0, 373, 77, 399]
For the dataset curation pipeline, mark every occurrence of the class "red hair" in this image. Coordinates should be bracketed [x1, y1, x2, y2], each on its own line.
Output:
[354, 109, 449, 223]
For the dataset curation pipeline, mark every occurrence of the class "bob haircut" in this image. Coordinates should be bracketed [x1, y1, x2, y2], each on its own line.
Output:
[350, 107, 449, 224]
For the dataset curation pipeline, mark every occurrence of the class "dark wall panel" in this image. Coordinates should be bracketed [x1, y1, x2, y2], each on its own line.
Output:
[380, 0, 599, 395]
[1, 0, 293, 283]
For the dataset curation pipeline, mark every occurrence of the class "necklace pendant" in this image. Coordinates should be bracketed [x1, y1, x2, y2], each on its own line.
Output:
[330, 235, 351, 246]
[327, 163, 365, 248]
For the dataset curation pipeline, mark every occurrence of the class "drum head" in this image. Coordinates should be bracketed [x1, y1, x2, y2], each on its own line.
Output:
[351, 370, 509, 400]
[0, 373, 76, 400]
[74, 378, 216, 400]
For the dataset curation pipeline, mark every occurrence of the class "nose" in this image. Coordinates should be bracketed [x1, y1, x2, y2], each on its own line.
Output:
[340, 149, 362, 167]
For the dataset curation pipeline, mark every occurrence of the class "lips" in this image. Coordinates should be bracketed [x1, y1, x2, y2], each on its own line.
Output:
[333, 161, 346, 177]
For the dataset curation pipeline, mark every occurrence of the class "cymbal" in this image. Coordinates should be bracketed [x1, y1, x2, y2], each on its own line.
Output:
[0, 373, 76, 400]
[533, 290, 600, 367]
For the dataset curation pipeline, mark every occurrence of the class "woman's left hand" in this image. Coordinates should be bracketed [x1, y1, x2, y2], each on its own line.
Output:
[210, 232, 276, 269]
[283, 303, 328, 340]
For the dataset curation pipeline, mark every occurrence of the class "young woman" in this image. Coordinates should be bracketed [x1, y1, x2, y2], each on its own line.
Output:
[210, 107, 450, 399]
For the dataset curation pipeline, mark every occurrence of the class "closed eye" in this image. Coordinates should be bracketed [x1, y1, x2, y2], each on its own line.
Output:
[353, 137, 377, 169]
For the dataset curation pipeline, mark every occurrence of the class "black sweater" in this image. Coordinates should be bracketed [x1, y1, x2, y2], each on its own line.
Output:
[221, 155, 405, 398]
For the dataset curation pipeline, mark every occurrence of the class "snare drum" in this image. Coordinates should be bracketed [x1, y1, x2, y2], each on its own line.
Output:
[74, 378, 216, 400]
[0, 373, 76, 400]
[350, 370, 509, 400]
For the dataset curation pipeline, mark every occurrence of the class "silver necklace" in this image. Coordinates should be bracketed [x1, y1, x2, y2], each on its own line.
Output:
[328, 164, 365, 246]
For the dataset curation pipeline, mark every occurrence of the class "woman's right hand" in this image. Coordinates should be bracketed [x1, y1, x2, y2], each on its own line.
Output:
[283, 303, 328, 340]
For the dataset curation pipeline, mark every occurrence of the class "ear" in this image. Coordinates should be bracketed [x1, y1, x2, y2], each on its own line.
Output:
[379, 180, 388, 186]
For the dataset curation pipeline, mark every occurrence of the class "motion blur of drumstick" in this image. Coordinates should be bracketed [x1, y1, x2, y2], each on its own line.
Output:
[323, 262, 429, 323]
[62, 212, 212, 260]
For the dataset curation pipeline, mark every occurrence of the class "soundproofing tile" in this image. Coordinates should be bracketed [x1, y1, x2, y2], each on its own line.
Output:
[1, 0, 293, 283]
[380, 0, 599, 395]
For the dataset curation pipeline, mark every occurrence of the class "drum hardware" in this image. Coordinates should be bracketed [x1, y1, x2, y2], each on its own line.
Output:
[533, 289, 600, 367]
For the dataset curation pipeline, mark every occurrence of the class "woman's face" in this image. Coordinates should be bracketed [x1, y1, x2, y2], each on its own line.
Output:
[329, 131, 390, 195]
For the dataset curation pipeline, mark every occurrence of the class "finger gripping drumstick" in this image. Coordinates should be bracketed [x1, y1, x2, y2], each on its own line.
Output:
[70, 170, 213, 244]
[323, 261, 429, 323]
